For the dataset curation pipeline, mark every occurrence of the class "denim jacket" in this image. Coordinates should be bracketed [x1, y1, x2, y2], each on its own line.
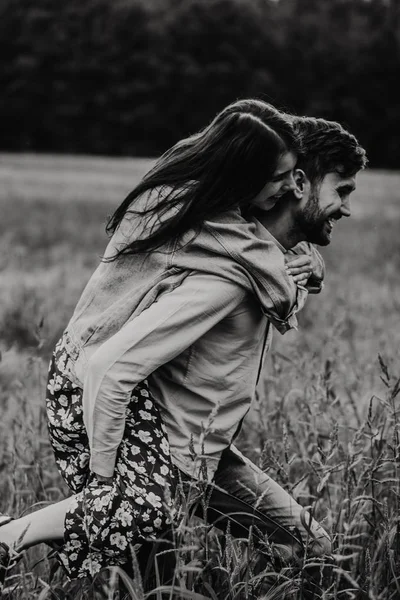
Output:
[65, 202, 324, 478]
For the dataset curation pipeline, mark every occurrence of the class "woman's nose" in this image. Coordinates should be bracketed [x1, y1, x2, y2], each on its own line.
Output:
[282, 172, 297, 192]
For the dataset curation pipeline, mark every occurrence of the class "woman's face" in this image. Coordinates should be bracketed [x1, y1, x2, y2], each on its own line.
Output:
[251, 151, 297, 212]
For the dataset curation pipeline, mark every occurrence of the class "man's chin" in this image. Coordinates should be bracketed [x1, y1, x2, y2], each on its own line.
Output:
[297, 219, 333, 245]
[318, 233, 332, 246]
[304, 231, 332, 246]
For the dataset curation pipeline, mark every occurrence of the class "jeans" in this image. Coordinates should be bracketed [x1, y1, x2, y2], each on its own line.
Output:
[137, 445, 332, 595]
[205, 445, 331, 555]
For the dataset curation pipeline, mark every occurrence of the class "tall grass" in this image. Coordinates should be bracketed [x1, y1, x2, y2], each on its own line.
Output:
[0, 154, 400, 598]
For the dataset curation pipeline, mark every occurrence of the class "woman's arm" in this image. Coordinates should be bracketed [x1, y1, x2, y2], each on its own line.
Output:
[286, 242, 325, 293]
[82, 273, 246, 478]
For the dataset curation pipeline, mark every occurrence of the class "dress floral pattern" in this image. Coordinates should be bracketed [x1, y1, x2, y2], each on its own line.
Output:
[46, 332, 176, 580]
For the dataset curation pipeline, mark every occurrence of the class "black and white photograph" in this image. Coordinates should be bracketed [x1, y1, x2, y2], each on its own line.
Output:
[0, 0, 399, 598]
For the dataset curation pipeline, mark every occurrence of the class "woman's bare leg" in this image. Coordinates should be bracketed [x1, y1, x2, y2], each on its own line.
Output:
[0, 497, 72, 551]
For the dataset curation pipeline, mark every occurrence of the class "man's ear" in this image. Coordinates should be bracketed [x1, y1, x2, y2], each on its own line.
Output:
[293, 169, 306, 199]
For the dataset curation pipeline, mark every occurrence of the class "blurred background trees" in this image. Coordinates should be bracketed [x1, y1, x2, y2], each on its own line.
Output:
[1, 0, 398, 167]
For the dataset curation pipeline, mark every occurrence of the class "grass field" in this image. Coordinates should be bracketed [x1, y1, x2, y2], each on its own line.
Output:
[0, 153, 400, 599]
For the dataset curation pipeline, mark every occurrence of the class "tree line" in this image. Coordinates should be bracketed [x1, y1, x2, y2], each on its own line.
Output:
[1, 0, 399, 167]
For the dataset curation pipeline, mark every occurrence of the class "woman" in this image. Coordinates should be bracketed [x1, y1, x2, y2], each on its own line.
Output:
[0, 99, 324, 587]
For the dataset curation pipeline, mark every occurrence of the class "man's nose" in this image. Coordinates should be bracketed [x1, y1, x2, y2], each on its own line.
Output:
[341, 199, 351, 217]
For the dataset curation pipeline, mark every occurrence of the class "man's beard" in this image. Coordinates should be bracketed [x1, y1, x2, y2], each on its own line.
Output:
[294, 188, 332, 246]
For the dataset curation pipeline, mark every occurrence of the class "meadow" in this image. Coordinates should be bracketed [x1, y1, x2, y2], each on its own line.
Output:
[0, 153, 400, 599]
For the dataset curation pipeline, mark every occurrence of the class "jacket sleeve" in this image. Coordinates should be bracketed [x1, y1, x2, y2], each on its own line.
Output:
[288, 241, 325, 294]
[82, 273, 246, 477]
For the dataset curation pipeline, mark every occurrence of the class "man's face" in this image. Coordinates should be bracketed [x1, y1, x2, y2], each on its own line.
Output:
[294, 171, 357, 246]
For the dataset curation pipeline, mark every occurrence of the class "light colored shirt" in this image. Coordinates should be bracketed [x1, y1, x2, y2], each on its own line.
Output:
[66, 201, 321, 479]
[83, 271, 269, 479]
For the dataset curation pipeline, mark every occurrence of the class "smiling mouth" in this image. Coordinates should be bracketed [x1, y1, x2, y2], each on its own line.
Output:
[325, 216, 341, 234]
[326, 219, 334, 233]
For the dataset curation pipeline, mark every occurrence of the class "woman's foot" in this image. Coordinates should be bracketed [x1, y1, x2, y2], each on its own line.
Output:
[0, 542, 22, 595]
[0, 542, 11, 594]
[0, 514, 19, 594]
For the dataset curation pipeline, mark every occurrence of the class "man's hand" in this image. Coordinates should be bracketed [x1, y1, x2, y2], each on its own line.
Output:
[285, 254, 313, 287]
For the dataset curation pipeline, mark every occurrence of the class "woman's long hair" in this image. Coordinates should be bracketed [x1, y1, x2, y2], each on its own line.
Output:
[105, 99, 298, 258]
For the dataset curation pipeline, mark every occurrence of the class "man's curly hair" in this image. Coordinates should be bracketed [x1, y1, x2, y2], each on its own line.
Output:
[291, 116, 368, 184]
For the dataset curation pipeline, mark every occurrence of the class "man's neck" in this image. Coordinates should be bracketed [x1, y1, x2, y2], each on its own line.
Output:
[255, 208, 303, 250]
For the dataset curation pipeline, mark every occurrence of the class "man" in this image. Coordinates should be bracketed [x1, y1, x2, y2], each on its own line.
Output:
[140, 115, 367, 594]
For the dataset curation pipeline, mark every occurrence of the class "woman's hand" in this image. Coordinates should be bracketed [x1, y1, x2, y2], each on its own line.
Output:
[285, 254, 313, 287]
[94, 473, 114, 485]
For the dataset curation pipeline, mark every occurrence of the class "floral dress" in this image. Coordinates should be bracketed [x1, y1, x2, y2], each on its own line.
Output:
[46, 332, 176, 580]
